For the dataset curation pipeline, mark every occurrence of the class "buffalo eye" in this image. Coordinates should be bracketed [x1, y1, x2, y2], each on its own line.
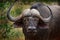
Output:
[23, 18, 29, 25]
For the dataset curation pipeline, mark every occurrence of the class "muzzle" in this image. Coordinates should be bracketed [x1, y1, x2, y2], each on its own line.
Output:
[27, 26, 37, 33]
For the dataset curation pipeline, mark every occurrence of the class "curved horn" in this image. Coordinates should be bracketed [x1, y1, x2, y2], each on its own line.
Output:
[15, 9, 31, 21]
[40, 16, 51, 22]
[7, 3, 17, 22]
[7, 4, 31, 22]
[41, 6, 53, 22]
[31, 9, 52, 22]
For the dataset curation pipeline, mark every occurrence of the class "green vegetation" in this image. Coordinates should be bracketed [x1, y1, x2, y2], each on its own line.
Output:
[0, 1, 30, 40]
[0, 0, 59, 40]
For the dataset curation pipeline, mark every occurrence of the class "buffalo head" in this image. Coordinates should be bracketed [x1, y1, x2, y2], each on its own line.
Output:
[7, 3, 52, 37]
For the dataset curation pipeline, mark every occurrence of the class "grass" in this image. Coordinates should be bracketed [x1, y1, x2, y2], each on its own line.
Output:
[5, 28, 25, 40]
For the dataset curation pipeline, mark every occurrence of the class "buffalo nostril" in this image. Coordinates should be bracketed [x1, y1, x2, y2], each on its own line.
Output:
[28, 27, 36, 30]
[27, 27, 37, 32]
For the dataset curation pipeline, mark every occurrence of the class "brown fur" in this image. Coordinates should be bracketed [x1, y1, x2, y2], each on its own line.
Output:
[48, 5, 60, 40]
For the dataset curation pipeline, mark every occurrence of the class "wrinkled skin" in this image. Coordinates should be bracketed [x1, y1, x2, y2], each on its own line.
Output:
[23, 16, 39, 34]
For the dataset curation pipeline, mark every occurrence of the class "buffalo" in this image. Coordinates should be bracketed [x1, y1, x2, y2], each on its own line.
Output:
[48, 5, 60, 40]
[7, 3, 60, 40]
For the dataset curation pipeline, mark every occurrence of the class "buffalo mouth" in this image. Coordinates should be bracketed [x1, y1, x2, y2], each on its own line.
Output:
[27, 32, 37, 36]
[26, 30, 37, 36]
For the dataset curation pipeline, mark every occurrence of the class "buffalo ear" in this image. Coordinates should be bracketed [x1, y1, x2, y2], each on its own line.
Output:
[13, 19, 23, 28]
[38, 19, 48, 28]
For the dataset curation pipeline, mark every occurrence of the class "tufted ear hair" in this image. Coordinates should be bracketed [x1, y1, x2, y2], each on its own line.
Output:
[38, 19, 45, 26]
[13, 18, 23, 28]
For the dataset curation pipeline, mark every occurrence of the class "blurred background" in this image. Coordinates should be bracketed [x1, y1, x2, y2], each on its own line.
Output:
[0, 0, 60, 40]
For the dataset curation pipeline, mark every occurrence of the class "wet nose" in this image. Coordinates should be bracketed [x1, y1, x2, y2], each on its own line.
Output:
[27, 26, 37, 32]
